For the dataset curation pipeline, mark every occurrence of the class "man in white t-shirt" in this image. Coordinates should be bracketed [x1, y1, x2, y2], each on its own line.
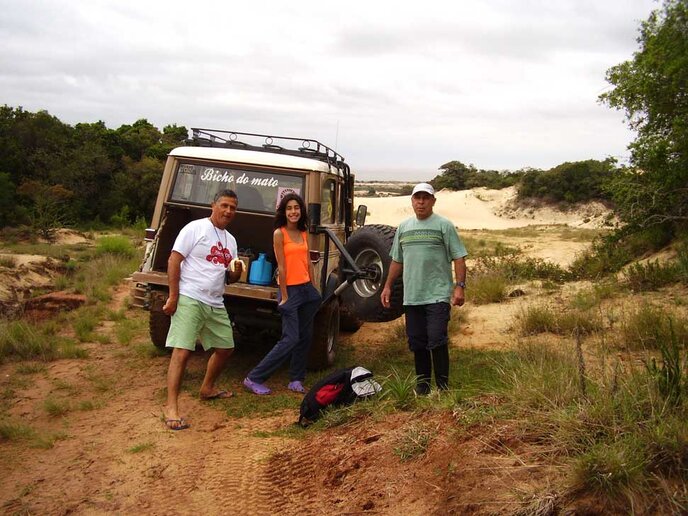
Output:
[162, 189, 245, 430]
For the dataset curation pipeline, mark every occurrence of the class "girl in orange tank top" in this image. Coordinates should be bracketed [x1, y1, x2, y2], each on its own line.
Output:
[243, 193, 322, 396]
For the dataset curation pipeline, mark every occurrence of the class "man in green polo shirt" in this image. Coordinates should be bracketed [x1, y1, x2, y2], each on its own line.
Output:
[381, 182, 467, 394]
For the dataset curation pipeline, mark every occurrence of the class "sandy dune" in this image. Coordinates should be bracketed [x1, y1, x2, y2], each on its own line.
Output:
[357, 186, 612, 230]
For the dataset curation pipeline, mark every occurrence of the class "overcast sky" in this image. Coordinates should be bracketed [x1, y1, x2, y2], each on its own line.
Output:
[0, 0, 658, 180]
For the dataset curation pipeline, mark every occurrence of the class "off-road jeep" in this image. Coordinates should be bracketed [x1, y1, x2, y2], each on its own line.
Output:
[131, 129, 404, 368]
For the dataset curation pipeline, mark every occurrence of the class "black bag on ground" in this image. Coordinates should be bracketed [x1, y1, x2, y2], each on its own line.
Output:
[298, 366, 381, 426]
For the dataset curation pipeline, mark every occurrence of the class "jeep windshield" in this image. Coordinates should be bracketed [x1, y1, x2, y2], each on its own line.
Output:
[170, 161, 305, 214]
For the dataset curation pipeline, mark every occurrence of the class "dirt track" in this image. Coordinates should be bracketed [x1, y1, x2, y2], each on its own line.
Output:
[1, 281, 573, 515]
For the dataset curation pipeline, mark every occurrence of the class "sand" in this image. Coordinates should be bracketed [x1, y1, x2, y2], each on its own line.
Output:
[357, 186, 612, 230]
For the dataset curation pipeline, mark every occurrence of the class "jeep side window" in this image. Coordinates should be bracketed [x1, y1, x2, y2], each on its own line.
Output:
[320, 178, 337, 223]
[170, 162, 304, 213]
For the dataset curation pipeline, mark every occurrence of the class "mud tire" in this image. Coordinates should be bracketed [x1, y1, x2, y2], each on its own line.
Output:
[308, 298, 340, 370]
[339, 302, 363, 332]
[341, 224, 404, 322]
[149, 307, 171, 349]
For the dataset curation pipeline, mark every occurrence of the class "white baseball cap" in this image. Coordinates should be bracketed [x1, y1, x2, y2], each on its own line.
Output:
[411, 182, 435, 196]
[350, 367, 382, 397]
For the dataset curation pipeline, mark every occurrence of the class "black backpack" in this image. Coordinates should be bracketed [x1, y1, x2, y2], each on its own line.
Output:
[299, 366, 381, 426]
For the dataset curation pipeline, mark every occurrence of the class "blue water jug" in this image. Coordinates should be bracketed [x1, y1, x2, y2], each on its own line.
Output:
[248, 253, 272, 286]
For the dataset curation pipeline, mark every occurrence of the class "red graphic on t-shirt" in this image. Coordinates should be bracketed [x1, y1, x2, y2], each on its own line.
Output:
[207, 241, 233, 267]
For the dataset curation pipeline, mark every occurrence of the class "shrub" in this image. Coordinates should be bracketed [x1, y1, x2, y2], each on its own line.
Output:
[94, 235, 136, 258]
[475, 254, 570, 283]
[470, 272, 507, 305]
[620, 304, 688, 351]
[517, 305, 602, 336]
[624, 260, 679, 292]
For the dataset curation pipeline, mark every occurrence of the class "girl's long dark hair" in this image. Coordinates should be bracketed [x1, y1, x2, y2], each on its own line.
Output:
[274, 192, 308, 231]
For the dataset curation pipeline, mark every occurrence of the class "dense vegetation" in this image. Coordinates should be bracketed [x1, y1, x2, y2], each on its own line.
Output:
[600, 0, 688, 235]
[0, 107, 187, 231]
[429, 158, 618, 205]
[429, 160, 523, 192]
[517, 159, 616, 203]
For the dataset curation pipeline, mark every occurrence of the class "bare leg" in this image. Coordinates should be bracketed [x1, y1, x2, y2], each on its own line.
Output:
[165, 347, 192, 425]
[200, 348, 233, 398]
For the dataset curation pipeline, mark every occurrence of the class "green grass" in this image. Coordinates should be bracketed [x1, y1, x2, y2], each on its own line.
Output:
[128, 441, 155, 453]
[619, 303, 688, 351]
[114, 316, 147, 345]
[94, 235, 137, 258]
[470, 272, 507, 304]
[44, 397, 70, 417]
[77, 399, 103, 411]
[473, 253, 570, 284]
[572, 438, 647, 495]
[0, 255, 17, 268]
[624, 260, 680, 292]
[0, 320, 59, 362]
[393, 423, 434, 461]
[223, 393, 299, 418]
[381, 368, 417, 410]
[489, 337, 688, 512]
[0, 421, 67, 449]
[447, 306, 468, 335]
[83, 366, 118, 393]
[516, 304, 603, 336]
[73, 254, 141, 302]
[73, 309, 100, 342]
[0, 242, 88, 259]
[58, 339, 89, 359]
[52, 379, 77, 393]
[16, 363, 47, 375]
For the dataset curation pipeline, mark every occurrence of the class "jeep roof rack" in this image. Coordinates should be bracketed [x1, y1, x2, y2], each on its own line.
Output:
[190, 128, 347, 172]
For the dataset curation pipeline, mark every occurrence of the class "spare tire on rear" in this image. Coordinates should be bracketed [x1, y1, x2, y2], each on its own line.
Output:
[341, 224, 403, 323]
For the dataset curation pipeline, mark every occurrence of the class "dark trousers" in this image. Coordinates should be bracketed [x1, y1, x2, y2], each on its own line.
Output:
[404, 302, 451, 393]
[248, 283, 321, 383]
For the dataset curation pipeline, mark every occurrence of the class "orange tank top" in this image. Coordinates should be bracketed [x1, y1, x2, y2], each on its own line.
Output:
[281, 227, 310, 285]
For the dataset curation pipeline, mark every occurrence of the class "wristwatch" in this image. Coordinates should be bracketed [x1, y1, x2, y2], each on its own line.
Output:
[455, 281, 466, 288]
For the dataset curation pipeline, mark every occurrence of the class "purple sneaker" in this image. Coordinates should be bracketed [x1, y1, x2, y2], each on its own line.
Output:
[287, 381, 306, 393]
[243, 377, 271, 395]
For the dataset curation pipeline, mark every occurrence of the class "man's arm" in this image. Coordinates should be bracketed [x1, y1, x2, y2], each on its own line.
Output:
[163, 251, 185, 315]
[380, 260, 403, 308]
[226, 260, 243, 284]
[451, 257, 466, 307]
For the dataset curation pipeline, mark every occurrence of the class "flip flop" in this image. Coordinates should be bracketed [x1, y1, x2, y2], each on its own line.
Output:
[165, 418, 190, 431]
[200, 390, 235, 401]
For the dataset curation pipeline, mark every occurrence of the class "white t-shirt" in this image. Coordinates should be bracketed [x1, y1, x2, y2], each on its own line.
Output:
[172, 218, 238, 308]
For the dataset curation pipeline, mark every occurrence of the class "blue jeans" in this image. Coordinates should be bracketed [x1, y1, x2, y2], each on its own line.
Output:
[248, 283, 321, 383]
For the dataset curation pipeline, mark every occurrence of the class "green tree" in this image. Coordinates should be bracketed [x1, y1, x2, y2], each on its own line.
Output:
[518, 160, 615, 203]
[146, 124, 189, 160]
[17, 180, 73, 241]
[109, 156, 164, 222]
[0, 172, 19, 226]
[431, 161, 475, 190]
[117, 119, 162, 160]
[600, 0, 688, 228]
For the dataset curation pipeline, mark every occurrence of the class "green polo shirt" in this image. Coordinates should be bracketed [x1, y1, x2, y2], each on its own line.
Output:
[391, 213, 467, 306]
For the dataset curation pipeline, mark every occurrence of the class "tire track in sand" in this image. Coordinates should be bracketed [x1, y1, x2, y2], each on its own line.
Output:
[127, 414, 301, 515]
